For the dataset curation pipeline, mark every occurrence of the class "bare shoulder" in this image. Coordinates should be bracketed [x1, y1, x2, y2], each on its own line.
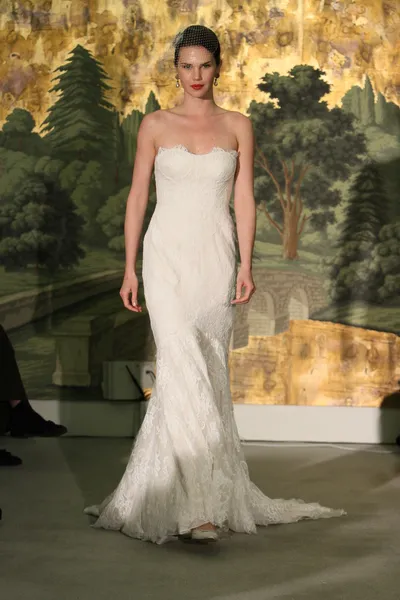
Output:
[139, 109, 164, 129]
[224, 111, 253, 151]
[227, 110, 252, 130]
[225, 109, 250, 121]
[137, 110, 167, 149]
[141, 109, 176, 129]
[138, 111, 155, 135]
[147, 108, 179, 120]
[222, 109, 252, 134]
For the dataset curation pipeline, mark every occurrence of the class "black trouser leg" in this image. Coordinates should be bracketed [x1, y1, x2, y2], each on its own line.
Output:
[0, 325, 28, 418]
[0, 325, 67, 437]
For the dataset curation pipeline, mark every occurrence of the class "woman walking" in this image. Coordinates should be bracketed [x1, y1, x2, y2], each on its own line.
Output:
[85, 25, 344, 544]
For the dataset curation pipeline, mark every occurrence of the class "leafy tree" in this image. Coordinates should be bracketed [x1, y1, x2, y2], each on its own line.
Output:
[71, 161, 109, 245]
[249, 65, 366, 259]
[34, 155, 65, 182]
[41, 45, 115, 163]
[0, 108, 48, 155]
[0, 175, 85, 272]
[59, 160, 86, 195]
[0, 148, 36, 201]
[98, 187, 156, 254]
[97, 187, 128, 253]
[327, 162, 390, 302]
[366, 223, 400, 303]
[99, 93, 162, 252]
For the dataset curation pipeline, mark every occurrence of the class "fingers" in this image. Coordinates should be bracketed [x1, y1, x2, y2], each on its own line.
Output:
[119, 290, 142, 312]
[231, 282, 256, 305]
[232, 283, 243, 304]
[131, 299, 142, 313]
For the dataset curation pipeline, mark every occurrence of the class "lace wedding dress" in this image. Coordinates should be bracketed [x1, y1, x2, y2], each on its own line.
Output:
[84, 144, 345, 544]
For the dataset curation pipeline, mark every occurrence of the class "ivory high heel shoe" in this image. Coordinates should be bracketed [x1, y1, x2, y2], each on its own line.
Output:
[191, 525, 219, 543]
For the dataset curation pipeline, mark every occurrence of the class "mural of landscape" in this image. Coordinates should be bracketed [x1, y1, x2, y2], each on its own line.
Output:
[0, 0, 399, 408]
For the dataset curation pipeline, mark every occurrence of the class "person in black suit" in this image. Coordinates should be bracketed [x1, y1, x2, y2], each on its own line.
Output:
[0, 324, 67, 467]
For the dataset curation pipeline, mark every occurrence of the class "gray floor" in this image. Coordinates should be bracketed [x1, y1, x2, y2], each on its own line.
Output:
[1, 437, 400, 600]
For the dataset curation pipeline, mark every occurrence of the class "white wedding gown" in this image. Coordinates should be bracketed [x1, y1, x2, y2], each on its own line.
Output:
[84, 144, 345, 544]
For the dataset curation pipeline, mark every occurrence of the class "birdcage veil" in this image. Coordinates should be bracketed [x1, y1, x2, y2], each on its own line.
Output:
[171, 25, 221, 67]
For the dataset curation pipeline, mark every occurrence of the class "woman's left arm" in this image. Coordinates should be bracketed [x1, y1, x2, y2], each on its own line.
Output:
[231, 113, 256, 305]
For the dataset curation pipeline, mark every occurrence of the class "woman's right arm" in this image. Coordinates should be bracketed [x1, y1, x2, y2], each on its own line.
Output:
[124, 112, 158, 277]
[120, 112, 159, 312]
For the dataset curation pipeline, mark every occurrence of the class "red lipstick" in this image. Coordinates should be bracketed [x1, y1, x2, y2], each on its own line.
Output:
[191, 85, 204, 90]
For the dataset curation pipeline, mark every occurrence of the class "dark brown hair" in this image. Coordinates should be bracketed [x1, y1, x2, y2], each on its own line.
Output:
[173, 25, 221, 68]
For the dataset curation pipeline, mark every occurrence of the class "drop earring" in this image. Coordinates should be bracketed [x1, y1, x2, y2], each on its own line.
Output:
[175, 75, 180, 88]
[214, 75, 219, 86]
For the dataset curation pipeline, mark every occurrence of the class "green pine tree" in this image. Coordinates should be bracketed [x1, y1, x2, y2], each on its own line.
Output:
[145, 90, 161, 115]
[340, 163, 387, 246]
[40, 45, 115, 162]
[329, 162, 390, 302]
[121, 110, 144, 166]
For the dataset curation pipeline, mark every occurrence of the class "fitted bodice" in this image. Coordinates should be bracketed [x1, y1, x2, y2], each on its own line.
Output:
[147, 144, 239, 245]
[154, 145, 238, 213]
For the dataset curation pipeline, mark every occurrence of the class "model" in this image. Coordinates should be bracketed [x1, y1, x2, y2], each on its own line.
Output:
[84, 25, 345, 544]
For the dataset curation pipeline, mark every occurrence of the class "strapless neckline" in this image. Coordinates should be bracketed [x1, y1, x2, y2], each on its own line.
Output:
[156, 144, 238, 159]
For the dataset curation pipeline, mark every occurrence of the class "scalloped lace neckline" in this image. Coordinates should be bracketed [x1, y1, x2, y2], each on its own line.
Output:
[156, 144, 238, 158]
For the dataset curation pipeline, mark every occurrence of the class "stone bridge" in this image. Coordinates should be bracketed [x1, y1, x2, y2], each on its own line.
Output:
[230, 267, 327, 350]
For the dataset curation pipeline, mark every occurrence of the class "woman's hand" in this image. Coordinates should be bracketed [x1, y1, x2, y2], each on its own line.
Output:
[120, 272, 142, 312]
[231, 266, 256, 305]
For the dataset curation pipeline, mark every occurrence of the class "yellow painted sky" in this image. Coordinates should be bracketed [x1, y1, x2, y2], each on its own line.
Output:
[0, 0, 398, 128]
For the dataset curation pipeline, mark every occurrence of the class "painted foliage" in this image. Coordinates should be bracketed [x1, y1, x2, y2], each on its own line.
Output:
[0, 0, 399, 406]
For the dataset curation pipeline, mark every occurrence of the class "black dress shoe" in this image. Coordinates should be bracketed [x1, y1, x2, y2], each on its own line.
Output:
[0, 448, 22, 466]
[8, 402, 68, 438]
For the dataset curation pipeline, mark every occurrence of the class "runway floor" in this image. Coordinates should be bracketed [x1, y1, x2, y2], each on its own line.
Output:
[1, 437, 399, 600]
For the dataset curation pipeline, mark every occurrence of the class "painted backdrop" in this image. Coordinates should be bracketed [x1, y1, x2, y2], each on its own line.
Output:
[0, 0, 399, 408]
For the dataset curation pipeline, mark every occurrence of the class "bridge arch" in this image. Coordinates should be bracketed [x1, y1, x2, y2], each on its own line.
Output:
[248, 290, 276, 336]
[287, 286, 309, 321]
